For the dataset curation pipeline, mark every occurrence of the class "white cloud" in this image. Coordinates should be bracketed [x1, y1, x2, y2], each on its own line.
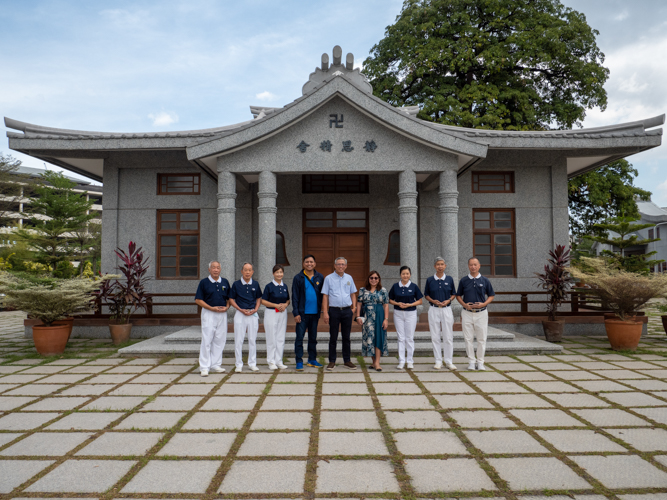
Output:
[255, 91, 278, 102]
[148, 111, 179, 127]
[614, 10, 629, 21]
[655, 179, 667, 206]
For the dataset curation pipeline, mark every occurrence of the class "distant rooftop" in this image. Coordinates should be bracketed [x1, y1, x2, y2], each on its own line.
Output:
[14, 165, 103, 193]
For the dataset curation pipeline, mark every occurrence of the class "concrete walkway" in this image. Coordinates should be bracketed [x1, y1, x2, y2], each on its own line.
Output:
[1, 311, 667, 498]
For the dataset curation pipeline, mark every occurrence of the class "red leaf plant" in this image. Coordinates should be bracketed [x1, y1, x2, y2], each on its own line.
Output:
[95, 241, 151, 324]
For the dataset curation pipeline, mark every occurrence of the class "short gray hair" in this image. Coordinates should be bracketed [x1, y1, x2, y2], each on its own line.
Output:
[208, 260, 221, 268]
[334, 257, 347, 265]
[434, 257, 445, 265]
[241, 262, 254, 271]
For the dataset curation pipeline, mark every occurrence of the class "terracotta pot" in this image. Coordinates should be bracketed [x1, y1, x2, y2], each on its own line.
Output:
[52, 318, 74, 341]
[109, 322, 132, 346]
[32, 324, 70, 356]
[542, 320, 564, 342]
[604, 318, 643, 351]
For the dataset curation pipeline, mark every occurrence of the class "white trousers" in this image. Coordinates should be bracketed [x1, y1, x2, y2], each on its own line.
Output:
[234, 312, 259, 369]
[394, 309, 417, 364]
[264, 308, 287, 366]
[199, 309, 227, 371]
[461, 309, 488, 363]
[428, 305, 454, 364]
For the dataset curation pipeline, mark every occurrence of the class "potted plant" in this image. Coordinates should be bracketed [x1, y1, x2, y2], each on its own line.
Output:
[535, 244, 574, 342]
[0, 272, 109, 355]
[572, 257, 667, 350]
[96, 242, 151, 345]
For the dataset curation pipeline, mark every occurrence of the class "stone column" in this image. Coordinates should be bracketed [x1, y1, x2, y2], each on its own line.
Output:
[217, 171, 236, 283]
[439, 168, 459, 280]
[398, 170, 419, 285]
[257, 171, 277, 286]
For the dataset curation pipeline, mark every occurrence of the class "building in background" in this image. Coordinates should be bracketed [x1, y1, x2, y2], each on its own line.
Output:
[3, 46, 663, 304]
[592, 199, 667, 273]
[0, 165, 103, 246]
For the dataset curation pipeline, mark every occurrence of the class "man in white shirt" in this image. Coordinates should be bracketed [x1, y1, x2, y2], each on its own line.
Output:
[321, 257, 358, 371]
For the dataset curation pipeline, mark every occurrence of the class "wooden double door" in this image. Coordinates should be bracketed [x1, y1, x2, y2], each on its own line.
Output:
[302, 209, 369, 289]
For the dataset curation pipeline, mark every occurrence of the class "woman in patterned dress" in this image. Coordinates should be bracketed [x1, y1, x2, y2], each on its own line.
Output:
[355, 271, 389, 371]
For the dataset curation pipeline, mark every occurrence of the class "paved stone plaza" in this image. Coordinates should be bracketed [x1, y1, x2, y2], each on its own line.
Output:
[1, 310, 667, 499]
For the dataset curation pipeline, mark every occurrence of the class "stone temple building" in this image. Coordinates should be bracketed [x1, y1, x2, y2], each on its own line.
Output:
[4, 46, 664, 304]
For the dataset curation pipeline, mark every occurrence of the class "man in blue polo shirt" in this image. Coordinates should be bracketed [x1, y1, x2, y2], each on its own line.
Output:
[456, 257, 495, 371]
[424, 257, 457, 371]
[321, 257, 358, 371]
[291, 255, 325, 371]
[194, 261, 230, 377]
[229, 262, 263, 372]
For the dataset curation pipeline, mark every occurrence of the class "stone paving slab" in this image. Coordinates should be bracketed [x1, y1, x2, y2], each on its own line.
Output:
[571, 455, 667, 488]
[219, 460, 307, 494]
[319, 431, 388, 455]
[1, 432, 92, 456]
[536, 429, 627, 452]
[394, 430, 468, 455]
[114, 411, 185, 430]
[0, 460, 55, 493]
[604, 428, 667, 451]
[182, 411, 248, 430]
[26, 459, 136, 493]
[315, 459, 400, 493]
[251, 411, 312, 430]
[489, 457, 592, 490]
[238, 431, 310, 456]
[385, 410, 449, 429]
[122, 460, 220, 493]
[76, 432, 162, 456]
[465, 429, 549, 454]
[405, 458, 497, 493]
[157, 432, 235, 456]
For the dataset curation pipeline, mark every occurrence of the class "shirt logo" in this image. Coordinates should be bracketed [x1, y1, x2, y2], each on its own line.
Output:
[251, 288, 256, 291]
[316, 281, 319, 285]
[347, 281, 350, 286]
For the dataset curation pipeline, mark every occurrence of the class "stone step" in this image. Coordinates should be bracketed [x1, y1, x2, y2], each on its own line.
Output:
[162, 326, 515, 344]
[118, 326, 562, 357]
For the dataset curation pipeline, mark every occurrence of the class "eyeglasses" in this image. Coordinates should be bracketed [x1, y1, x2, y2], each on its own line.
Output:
[369, 276, 379, 280]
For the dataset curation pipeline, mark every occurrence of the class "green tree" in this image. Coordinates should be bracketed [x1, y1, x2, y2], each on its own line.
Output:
[568, 159, 650, 238]
[0, 153, 36, 228]
[591, 215, 662, 274]
[14, 171, 95, 275]
[363, 0, 609, 130]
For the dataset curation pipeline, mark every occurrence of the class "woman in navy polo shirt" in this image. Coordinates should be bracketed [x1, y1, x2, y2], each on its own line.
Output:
[388, 266, 423, 370]
[262, 264, 290, 370]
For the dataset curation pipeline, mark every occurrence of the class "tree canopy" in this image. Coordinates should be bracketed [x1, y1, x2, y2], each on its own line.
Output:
[363, 0, 609, 130]
[568, 159, 651, 238]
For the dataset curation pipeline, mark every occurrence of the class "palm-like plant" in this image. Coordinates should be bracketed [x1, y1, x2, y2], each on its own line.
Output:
[535, 245, 574, 321]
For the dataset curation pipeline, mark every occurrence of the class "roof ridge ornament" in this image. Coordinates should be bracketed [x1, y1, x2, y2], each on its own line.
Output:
[302, 45, 372, 95]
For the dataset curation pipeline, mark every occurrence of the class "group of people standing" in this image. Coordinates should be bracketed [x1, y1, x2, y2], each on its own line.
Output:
[194, 255, 495, 376]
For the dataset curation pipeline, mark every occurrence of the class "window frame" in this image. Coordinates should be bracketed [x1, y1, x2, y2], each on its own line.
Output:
[472, 208, 516, 278]
[302, 208, 369, 233]
[302, 174, 369, 194]
[276, 231, 290, 266]
[157, 173, 201, 196]
[472, 171, 515, 194]
[156, 209, 200, 280]
[384, 230, 401, 265]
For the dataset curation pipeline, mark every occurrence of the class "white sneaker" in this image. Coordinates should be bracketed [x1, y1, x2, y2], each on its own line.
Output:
[445, 362, 457, 371]
[277, 363, 287, 369]
[249, 365, 260, 372]
[235, 366, 243, 373]
[407, 362, 414, 369]
[200, 369, 209, 377]
[211, 366, 226, 373]
[433, 362, 443, 370]
[477, 362, 486, 371]
[397, 363, 405, 370]
[268, 363, 278, 370]
[467, 362, 476, 370]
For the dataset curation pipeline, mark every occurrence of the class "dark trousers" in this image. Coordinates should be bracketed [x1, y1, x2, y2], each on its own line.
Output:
[294, 313, 319, 364]
[328, 307, 353, 363]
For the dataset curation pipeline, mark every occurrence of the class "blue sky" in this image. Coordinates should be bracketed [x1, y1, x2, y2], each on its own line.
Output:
[1, 0, 666, 202]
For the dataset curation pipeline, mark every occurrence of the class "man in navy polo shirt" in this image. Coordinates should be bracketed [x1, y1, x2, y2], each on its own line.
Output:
[456, 257, 495, 371]
[194, 261, 230, 377]
[424, 257, 457, 371]
[229, 262, 263, 372]
[291, 255, 325, 371]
